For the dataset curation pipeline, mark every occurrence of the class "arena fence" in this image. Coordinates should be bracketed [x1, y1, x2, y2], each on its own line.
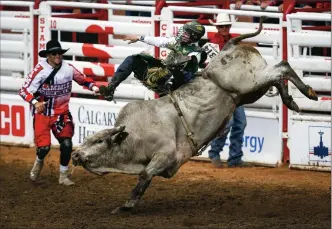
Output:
[0, 1, 34, 79]
[38, 1, 155, 101]
[165, 5, 285, 167]
[286, 12, 331, 171]
[0, 1, 330, 171]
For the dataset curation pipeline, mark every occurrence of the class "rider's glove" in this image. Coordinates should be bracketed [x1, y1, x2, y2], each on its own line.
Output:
[99, 84, 115, 102]
[92, 85, 100, 94]
[165, 76, 174, 91]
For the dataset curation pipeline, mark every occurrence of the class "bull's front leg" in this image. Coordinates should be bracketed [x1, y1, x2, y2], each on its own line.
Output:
[112, 152, 175, 214]
[111, 176, 152, 214]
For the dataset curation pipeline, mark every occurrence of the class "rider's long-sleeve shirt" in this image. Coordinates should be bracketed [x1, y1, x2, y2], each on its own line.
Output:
[19, 59, 96, 116]
[140, 36, 202, 63]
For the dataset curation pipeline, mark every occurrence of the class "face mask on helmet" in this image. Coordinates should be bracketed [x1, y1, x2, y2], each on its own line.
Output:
[176, 21, 205, 44]
[176, 27, 191, 43]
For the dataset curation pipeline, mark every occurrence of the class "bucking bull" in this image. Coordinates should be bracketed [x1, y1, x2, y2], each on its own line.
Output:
[72, 17, 317, 213]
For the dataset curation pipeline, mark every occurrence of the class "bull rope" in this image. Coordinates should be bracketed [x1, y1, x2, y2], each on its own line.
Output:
[167, 71, 238, 157]
[168, 92, 200, 156]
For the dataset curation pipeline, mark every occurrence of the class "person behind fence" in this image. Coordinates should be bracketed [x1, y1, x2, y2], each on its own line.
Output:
[234, 0, 277, 10]
[19, 40, 100, 186]
[200, 13, 249, 168]
[99, 21, 206, 101]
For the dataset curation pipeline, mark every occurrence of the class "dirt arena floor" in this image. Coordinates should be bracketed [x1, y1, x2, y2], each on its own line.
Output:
[0, 145, 330, 229]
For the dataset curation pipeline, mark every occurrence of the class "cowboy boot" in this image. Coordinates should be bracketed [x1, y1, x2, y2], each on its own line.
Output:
[59, 171, 75, 186]
[30, 159, 44, 182]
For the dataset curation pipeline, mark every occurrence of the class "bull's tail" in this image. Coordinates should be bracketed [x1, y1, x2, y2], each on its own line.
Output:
[229, 16, 266, 46]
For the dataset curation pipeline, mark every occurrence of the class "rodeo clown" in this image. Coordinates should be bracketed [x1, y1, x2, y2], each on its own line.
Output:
[19, 40, 100, 186]
[99, 21, 207, 100]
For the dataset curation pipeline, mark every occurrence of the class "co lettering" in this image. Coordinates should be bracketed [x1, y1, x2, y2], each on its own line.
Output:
[0, 104, 25, 137]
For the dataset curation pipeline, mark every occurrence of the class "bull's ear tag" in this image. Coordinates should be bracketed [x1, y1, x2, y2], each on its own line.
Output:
[113, 132, 129, 145]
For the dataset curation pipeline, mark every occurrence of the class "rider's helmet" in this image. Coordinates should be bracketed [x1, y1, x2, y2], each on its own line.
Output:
[176, 21, 205, 44]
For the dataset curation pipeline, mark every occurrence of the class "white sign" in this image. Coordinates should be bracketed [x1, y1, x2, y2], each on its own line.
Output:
[70, 98, 126, 146]
[202, 42, 219, 63]
[51, 97, 127, 147]
[0, 94, 33, 145]
[308, 126, 331, 162]
[200, 115, 281, 166]
[289, 120, 331, 170]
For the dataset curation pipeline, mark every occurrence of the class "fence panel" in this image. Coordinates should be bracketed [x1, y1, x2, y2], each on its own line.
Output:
[0, 1, 34, 79]
[287, 12, 331, 171]
[38, 1, 155, 100]
[164, 6, 284, 166]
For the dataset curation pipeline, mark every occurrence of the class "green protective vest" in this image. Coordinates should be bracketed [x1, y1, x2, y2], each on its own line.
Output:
[135, 42, 202, 92]
[165, 42, 202, 73]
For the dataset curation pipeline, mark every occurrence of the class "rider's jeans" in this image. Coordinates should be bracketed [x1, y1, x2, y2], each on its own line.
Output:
[112, 55, 195, 88]
[112, 55, 155, 87]
[111, 55, 140, 87]
[208, 106, 247, 166]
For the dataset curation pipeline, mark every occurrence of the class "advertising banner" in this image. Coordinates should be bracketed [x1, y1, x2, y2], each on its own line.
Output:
[51, 97, 127, 147]
[47, 97, 282, 166]
[289, 120, 331, 171]
[199, 115, 281, 166]
[0, 94, 33, 145]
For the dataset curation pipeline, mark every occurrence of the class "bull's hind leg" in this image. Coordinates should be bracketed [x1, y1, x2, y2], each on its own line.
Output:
[274, 80, 300, 112]
[275, 61, 318, 101]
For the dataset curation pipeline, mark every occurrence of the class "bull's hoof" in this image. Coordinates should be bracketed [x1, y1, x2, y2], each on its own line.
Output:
[307, 87, 318, 101]
[111, 206, 133, 214]
[291, 101, 300, 113]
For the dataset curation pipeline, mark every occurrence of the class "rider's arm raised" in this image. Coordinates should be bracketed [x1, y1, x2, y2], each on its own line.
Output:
[139, 36, 176, 48]
[124, 35, 175, 48]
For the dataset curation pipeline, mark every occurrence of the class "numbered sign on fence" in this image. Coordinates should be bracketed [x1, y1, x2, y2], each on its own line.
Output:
[202, 42, 219, 63]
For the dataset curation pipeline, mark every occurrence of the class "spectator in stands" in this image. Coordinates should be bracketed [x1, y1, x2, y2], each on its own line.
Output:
[278, 2, 331, 14]
[278, 3, 313, 13]
[202, 13, 249, 168]
[234, 0, 277, 10]
[317, 2, 332, 27]
[279, 2, 329, 58]
[278, 1, 331, 26]
[19, 40, 99, 186]
[51, 0, 99, 62]
[233, 0, 279, 24]
[99, 21, 206, 101]
[124, 0, 151, 17]
[51, 0, 79, 43]
[316, 2, 331, 11]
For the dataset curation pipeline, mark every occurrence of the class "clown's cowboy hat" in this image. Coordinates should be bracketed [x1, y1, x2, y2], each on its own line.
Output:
[209, 13, 232, 26]
[38, 40, 69, 58]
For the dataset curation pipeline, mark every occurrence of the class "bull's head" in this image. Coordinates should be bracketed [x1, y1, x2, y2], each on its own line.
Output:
[72, 126, 129, 175]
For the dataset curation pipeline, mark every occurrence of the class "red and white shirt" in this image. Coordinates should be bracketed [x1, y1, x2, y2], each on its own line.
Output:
[202, 33, 240, 65]
[19, 59, 96, 116]
[208, 33, 240, 51]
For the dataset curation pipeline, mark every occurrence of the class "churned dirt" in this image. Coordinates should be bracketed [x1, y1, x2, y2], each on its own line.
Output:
[0, 145, 330, 229]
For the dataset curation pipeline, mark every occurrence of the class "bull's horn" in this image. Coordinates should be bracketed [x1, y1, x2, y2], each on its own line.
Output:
[107, 126, 126, 135]
[116, 125, 126, 132]
[113, 125, 126, 134]
[228, 16, 265, 46]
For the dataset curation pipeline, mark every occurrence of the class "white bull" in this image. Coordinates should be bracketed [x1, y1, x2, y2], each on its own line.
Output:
[72, 17, 317, 213]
